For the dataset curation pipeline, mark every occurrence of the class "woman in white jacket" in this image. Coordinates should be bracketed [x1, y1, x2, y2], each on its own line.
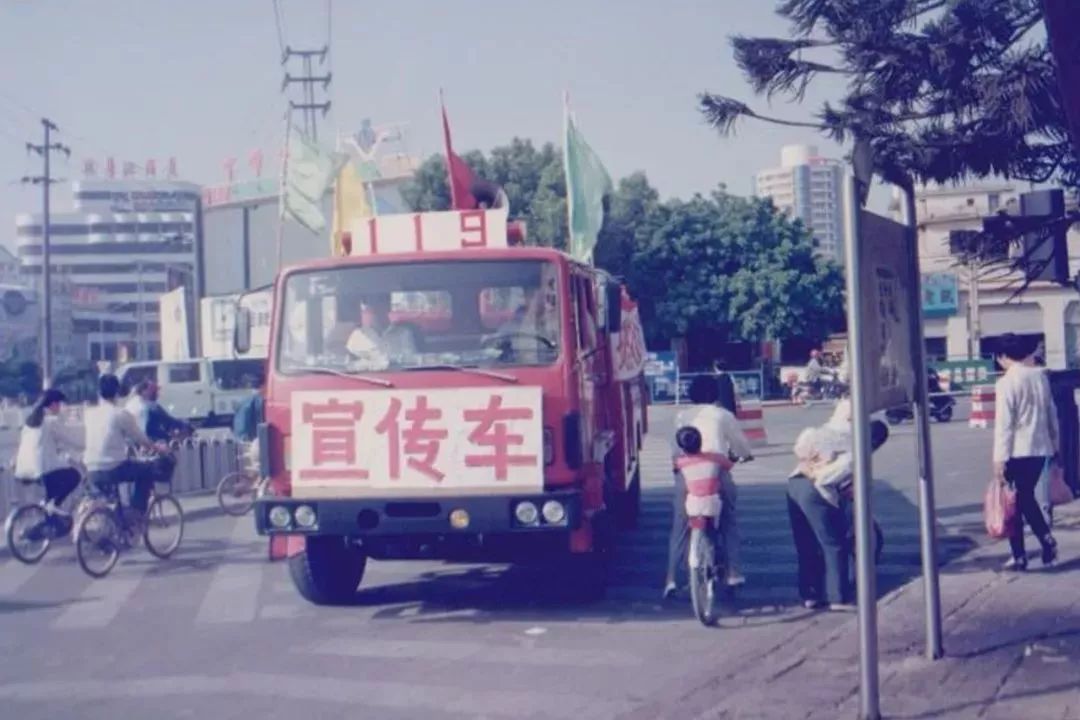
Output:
[14, 389, 83, 527]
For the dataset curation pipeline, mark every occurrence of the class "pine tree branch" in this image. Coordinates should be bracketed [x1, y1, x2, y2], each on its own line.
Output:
[699, 94, 828, 136]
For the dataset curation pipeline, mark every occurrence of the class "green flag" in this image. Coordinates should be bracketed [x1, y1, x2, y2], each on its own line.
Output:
[283, 125, 345, 234]
[564, 108, 613, 263]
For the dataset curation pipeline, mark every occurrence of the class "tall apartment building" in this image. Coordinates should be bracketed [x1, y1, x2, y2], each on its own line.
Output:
[755, 144, 845, 263]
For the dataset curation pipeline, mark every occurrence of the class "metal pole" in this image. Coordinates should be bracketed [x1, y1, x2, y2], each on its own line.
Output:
[41, 120, 53, 388]
[901, 185, 945, 660]
[136, 261, 144, 360]
[276, 108, 293, 269]
[842, 172, 880, 720]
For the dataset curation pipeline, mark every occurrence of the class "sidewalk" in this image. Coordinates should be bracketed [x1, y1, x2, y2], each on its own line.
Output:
[668, 504, 1080, 720]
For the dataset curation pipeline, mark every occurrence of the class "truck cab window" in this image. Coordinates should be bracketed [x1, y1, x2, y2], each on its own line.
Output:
[278, 260, 562, 374]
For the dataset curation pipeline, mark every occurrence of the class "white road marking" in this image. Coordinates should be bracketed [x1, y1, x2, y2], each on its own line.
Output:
[194, 518, 265, 624]
[52, 575, 143, 630]
[309, 637, 643, 668]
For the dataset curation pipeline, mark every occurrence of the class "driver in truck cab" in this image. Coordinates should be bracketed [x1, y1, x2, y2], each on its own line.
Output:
[325, 293, 420, 361]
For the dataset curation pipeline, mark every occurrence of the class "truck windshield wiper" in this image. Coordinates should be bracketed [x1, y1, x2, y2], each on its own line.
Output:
[297, 366, 394, 387]
[403, 364, 518, 384]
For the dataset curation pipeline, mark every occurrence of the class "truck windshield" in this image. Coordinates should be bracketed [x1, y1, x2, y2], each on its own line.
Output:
[277, 259, 561, 374]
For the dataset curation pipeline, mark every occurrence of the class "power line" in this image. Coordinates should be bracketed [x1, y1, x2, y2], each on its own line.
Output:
[272, 0, 287, 59]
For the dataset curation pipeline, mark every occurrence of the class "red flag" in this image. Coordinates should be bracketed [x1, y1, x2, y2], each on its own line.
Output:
[440, 94, 478, 210]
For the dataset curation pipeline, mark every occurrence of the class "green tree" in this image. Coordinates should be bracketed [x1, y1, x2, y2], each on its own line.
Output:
[700, 0, 1079, 190]
[594, 172, 662, 280]
[628, 189, 844, 348]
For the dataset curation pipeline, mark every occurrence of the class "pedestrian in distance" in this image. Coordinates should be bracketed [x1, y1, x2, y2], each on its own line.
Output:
[664, 374, 753, 599]
[993, 333, 1059, 570]
[13, 388, 83, 531]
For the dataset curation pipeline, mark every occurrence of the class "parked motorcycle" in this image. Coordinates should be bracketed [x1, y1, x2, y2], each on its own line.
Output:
[884, 369, 955, 424]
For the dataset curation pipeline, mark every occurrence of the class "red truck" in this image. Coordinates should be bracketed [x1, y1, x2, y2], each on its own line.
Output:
[243, 206, 648, 604]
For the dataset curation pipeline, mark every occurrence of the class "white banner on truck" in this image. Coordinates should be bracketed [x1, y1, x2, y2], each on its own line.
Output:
[347, 207, 509, 256]
[290, 387, 543, 497]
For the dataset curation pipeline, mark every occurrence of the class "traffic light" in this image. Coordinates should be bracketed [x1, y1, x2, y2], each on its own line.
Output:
[1018, 189, 1068, 285]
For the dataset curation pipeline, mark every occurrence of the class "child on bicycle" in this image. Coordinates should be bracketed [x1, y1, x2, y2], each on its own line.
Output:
[664, 375, 753, 598]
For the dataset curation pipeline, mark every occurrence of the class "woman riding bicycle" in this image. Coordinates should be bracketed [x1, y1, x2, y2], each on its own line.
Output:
[13, 388, 83, 533]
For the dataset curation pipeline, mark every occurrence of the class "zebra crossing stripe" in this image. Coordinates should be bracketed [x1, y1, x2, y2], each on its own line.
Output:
[0, 559, 42, 596]
[53, 575, 142, 630]
[195, 517, 265, 624]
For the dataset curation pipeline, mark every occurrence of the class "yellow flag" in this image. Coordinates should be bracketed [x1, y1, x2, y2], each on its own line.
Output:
[331, 160, 373, 255]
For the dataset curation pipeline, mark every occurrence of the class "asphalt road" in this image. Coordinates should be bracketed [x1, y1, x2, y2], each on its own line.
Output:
[0, 403, 994, 720]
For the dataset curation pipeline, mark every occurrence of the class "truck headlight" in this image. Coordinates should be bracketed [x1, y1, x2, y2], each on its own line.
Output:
[293, 504, 317, 529]
[268, 505, 292, 529]
[542, 500, 566, 526]
[514, 501, 539, 526]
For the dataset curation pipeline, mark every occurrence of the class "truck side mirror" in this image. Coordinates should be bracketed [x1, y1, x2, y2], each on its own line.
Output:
[606, 283, 622, 332]
[235, 307, 252, 355]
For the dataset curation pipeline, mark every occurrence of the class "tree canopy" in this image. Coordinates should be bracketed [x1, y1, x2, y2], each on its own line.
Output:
[403, 139, 845, 348]
[700, 0, 1079, 191]
[629, 190, 845, 347]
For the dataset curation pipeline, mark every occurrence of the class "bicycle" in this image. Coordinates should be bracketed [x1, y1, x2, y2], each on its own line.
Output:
[73, 456, 185, 578]
[216, 441, 268, 516]
[4, 460, 87, 565]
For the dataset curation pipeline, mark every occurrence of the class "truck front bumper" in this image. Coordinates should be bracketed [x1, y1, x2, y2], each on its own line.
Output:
[254, 490, 582, 538]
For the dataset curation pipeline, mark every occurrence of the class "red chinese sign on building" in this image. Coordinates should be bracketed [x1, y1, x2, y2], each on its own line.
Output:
[292, 388, 543, 494]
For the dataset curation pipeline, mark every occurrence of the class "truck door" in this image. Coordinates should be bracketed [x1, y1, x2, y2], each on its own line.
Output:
[572, 272, 606, 478]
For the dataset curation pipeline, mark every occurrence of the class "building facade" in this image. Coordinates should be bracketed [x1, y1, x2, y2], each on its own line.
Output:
[756, 144, 845, 263]
[14, 179, 201, 364]
[908, 183, 1080, 369]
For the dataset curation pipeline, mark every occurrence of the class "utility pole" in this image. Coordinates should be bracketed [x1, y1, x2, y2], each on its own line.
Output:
[22, 118, 70, 389]
[281, 46, 331, 141]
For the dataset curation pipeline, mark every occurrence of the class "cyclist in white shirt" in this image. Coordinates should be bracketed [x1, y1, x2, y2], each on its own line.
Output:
[14, 388, 83, 531]
[664, 375, 753, 597]
[84, 374, 167, 520]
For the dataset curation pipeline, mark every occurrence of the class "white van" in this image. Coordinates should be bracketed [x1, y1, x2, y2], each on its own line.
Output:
[117, 358, 265, 427]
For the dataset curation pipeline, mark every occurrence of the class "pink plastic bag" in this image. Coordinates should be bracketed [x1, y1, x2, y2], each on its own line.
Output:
[1048, 464, 1075, 506]
[984, 479, 1017, 540]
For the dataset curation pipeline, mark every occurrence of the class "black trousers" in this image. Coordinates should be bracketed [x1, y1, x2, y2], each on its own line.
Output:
[1006, 456, 1053, 559]
[787, 475, 851, 604]
[42, 467, 81, 508]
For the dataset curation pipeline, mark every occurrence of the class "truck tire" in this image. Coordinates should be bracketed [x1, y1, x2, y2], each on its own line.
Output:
[288, 535, 367, 605]
[617, 468, 641, 530]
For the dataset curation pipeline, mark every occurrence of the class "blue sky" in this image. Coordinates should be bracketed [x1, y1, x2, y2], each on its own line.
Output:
[0, 0, 860, 247]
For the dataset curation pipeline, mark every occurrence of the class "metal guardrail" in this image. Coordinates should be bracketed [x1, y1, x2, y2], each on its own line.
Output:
[2, 436, 244, 525]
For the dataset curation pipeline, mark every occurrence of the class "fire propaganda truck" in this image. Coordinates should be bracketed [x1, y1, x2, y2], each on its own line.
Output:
[243, 205, 648, 605]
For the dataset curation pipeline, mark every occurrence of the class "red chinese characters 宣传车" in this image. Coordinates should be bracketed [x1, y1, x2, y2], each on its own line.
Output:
[375, 396, 449, 482]
[299, 399, 365, 481]
[463, 396, 538, 481]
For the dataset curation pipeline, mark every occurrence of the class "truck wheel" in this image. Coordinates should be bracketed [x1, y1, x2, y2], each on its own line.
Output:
[617, 469, 641, 530]
[288, 535, 367, 605]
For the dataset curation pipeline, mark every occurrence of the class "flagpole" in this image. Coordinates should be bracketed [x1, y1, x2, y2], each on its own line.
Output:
[440, 88, 459, 210]
[276, 106, 292, 269]
[562, 90, 575, 259]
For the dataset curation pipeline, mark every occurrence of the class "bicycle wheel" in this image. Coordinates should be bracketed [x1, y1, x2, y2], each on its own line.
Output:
[216, 471, 259, 516]
[144, 494, 184, 559]
[75, 507, 121, 578]
[5, 504, 52, 565]
[688, 526, 720, 627]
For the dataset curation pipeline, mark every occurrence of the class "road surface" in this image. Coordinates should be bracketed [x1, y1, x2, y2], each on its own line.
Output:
[0, 403, 993, 719]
